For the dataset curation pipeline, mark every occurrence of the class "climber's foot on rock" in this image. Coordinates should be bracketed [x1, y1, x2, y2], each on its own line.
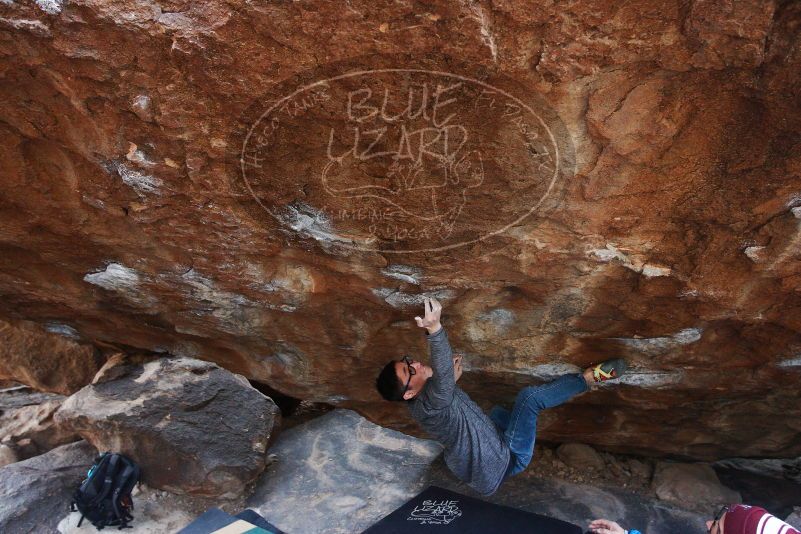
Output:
[583, 358, 628, 386]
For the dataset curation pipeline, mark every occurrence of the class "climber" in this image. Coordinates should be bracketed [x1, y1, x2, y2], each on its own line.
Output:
[589, 504, 800, 534]
[375, 297, 628, 496]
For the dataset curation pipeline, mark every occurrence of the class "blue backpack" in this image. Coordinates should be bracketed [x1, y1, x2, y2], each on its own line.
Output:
[71, 452, 140, 530]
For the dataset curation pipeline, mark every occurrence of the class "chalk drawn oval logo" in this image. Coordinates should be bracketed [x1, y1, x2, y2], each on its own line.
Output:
[407, 499, 463, 525]
[238, 57, 575, 254]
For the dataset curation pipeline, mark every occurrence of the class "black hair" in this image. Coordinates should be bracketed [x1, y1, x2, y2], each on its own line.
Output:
[376, 360, 407, 401]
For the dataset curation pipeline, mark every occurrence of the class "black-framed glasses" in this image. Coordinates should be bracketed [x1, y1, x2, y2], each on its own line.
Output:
[401, 355, 416, 393]
[709, 505, 730, 533]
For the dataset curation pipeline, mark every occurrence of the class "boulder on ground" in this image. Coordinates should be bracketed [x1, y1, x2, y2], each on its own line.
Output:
[556, 442, 606, 471]
[55, 356, 281, 499]
[247, 409, 443, 534]
[0, 440, 97, 534]
[0, 318, 102, 395]
[652, 462, 741, 507]
[0, 387, 79, 461]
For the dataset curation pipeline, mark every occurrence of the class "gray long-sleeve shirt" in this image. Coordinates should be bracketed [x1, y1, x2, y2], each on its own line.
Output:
[408, 327, 511, 495]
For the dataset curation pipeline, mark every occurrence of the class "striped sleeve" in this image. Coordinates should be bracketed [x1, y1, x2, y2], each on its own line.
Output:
[755, 512, 800, 534]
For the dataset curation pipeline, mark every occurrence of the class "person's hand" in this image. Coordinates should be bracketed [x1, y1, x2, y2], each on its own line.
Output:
[453, 354, 463, 382]
[588, 519, 626, 534]
[415, 297, 442, 334]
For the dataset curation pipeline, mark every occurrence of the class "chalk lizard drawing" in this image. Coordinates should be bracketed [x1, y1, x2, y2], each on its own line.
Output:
[321, 148, 484, 239]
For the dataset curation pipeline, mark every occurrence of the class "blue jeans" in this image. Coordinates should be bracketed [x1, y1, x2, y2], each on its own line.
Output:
[490, 373, 588, 478]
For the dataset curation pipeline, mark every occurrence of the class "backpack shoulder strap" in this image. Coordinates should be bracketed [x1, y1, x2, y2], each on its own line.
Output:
[90, 454, 120, 506]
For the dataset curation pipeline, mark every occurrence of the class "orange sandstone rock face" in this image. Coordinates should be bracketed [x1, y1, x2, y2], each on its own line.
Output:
[0, 0, 800, 460]
[0, 319, 101, 395]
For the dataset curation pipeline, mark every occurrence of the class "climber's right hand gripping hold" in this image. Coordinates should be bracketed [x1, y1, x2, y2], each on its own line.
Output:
[415, 297, 442, 335]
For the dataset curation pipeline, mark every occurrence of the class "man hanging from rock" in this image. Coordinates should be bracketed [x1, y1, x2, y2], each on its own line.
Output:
[375, 297, 628, 496]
